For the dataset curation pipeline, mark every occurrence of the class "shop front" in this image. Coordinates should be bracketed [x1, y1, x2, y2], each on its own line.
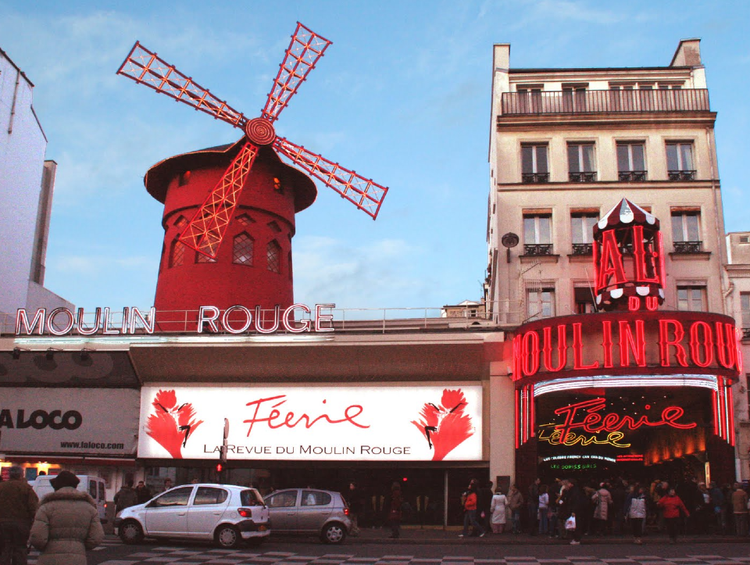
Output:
[511, 201, 742, 490]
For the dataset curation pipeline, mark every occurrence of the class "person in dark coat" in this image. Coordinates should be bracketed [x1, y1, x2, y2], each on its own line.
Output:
[134, 480, 152, 504]
[114, 480, 138, 514]
[29, 470, 104, 565]
[477, 481, 494, 533]
[388, 482, 403, 539]
[560, 478, 586, 545]
[0, 465, 39, 565]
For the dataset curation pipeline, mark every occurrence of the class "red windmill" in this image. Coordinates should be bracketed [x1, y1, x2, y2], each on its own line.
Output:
[117, 23, 389, 323]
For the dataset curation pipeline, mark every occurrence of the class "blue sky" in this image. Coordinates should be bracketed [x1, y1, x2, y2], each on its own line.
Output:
[2, 0, 749, 313]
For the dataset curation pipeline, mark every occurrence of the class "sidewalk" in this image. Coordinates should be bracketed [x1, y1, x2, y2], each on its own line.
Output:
[350, 526, 750, 545]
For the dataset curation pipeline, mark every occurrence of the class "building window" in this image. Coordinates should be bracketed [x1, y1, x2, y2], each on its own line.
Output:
[574, 286, 597, 314]
[567, 143, 596, 182]
[671, 210, 702, 253]
[169, 239, 187, 268]
[666, 142, 695, 180]
[233, 233, 254, 266]
[523, 213, 552, 255]
[677, 285, 707, 312]
[527, 288, 555, 319]
[741, 293, 750, 338]
[562, 85, 587, 112]
[617, 142, 647, 181]
[196, 252, 216, 263]
[571, 212, 598, 254]
[517, 86, 543, 113]
[267, 240, 281, 273]
[521, 144, 549, 183]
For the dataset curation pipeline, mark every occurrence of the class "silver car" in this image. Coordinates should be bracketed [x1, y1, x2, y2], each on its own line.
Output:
[264, 488, 351, 544]
[115, 483, 270, 548]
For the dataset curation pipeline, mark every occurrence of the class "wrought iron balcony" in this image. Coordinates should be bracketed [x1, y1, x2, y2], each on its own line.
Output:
[743, 327, 750, 340]
[618, 170, 648, 182]
[572, 243, 593, 255]
[668, 170, 696, 181]
[673, 240, 703, 254]
[501, 89, 710, 116]
[524, 244, 554, 256]
[569, 171, 597, 182]
[521, 172, 549, 183]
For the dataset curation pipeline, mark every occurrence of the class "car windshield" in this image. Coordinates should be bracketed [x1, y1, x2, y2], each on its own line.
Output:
[194, 487, 228, 505]
[267, 491, 297, 508]
[240, 489, 264, 506]
[149, 486, 192, 507]
[302, 490, 331, 506]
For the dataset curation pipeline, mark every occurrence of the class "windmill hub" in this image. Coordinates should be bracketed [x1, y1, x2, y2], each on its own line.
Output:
[244, 117, 276, 146]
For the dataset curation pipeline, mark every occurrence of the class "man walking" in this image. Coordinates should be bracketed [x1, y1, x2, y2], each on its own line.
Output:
[0, 466, 39, 565]
[731, 483, 748, 536]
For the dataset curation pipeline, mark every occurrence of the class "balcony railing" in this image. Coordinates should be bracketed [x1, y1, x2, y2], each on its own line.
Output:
[673, 240, 703, 254]
[572, 243, 593, 255]
[569, 171, 597, 182]
[501, 89, 710, 116]
[618, 170, 648, 182]
[521, 172, 549, 183]
[524, 244, 554, 256]
[743, 327, 750, 340]
[668, 170, 697, 181]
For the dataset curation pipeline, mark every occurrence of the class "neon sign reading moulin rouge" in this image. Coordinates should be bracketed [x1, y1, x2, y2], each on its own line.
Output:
[513, 311, 741, 380]
[14, 303, 335, 336]
[538, 397, 696, 448]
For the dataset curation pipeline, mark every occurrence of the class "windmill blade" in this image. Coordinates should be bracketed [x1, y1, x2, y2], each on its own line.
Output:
[261, 23, 332, 123]
[179, 142, 259, 258]
[274, 137, 388, 219]
[117, 42, 247, 129]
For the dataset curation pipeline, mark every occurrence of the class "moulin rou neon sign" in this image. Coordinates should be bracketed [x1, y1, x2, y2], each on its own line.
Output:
[14, 303, 335, 337]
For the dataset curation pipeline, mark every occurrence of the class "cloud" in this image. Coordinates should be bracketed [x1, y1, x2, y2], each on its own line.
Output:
[291, 235, 435, 310]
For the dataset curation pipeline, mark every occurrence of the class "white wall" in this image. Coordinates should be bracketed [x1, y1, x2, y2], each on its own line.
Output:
[1, 49, 70, 324]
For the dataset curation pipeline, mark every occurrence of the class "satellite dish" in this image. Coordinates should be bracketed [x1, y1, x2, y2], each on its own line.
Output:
[501, 232, 519, 248]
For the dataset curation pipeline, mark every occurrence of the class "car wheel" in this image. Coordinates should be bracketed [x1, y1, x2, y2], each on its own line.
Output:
[321, 522, 347, 544]
[118, 520, 144, 544]
[215, 524, 241, 549]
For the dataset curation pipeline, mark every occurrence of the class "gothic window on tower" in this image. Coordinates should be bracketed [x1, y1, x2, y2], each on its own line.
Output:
[169, 239, 187, 268]
[267, 240, 281, 273]
[233, 233, 254, 266]
[196, 250, 217, 263]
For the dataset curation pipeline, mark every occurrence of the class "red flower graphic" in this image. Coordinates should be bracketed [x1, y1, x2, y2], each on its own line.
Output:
[146, 389, 204, 459]
[411, 388, 474, 461]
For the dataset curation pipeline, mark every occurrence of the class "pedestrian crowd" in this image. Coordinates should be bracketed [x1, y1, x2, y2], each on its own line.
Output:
[0, 466, 103, 565]
[452, 475, 750, 544]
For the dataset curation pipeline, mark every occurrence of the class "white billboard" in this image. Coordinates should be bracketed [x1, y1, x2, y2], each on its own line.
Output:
[0, 388, 139, 456]
[139, 385, 483, 461]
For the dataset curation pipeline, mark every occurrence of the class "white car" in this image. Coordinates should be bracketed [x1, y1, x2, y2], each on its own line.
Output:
[114, 483, 269, 548]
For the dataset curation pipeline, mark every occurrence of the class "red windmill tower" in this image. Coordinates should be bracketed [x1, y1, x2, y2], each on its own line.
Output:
[117, 23, 388, 326]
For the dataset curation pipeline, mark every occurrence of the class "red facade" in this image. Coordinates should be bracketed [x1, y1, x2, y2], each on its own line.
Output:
[145, 143, 317, 322]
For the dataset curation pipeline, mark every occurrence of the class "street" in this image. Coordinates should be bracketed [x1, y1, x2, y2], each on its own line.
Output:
[30, 533, 750, 565]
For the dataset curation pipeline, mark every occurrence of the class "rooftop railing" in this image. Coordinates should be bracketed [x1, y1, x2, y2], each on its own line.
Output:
[501, 89, 710, 116]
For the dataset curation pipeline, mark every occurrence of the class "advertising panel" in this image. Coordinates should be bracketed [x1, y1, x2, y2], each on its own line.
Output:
[0, 388, 139, 456]
[139, 385, 483, 461]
